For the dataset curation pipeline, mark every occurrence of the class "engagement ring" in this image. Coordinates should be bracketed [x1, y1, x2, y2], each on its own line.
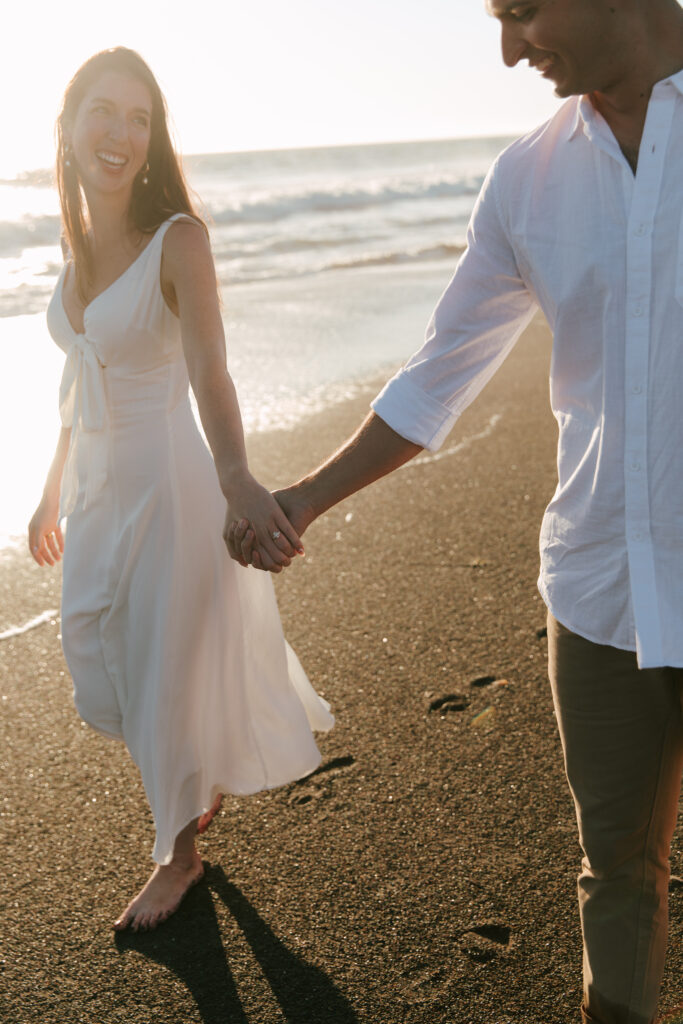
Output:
[272, 530, 281, 540]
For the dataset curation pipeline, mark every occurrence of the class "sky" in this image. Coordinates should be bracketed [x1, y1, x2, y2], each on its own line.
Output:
[2, 0, 566, 177]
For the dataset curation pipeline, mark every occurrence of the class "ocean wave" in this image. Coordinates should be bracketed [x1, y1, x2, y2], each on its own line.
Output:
[321, 243, 465, 273]
[212, 242, 465, 287]
[0, 215, 61, 257]
[0, 282, 57, 318]
[0, 168, 54, 188]
[211, 176, 483, 225]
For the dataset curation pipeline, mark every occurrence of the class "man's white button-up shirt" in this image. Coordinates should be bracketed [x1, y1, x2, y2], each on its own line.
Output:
[372, 72, 683, 668]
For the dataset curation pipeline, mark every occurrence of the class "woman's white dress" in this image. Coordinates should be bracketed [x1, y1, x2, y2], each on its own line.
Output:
[46, 214, 333, 864]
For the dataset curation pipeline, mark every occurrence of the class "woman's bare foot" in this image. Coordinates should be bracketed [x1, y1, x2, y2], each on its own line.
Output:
[197, 793, 223, 835]
[113, 850, 204, 932]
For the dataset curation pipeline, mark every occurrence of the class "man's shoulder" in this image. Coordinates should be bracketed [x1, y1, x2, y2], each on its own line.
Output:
[497, 97, 578, 168]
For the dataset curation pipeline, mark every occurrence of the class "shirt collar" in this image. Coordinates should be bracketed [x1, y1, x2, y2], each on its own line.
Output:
[569, 95, 593, 140]
[568, 68, 683, 140]
[666, 67, 683, 96]
[568, 94, 606, 144]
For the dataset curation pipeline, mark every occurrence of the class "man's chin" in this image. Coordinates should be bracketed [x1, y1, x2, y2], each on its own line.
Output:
[552, 79, 579, 99]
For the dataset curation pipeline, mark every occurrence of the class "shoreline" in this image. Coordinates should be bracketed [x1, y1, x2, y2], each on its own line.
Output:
[0, 257, 456, 545]
[2, 315, 682, 1023]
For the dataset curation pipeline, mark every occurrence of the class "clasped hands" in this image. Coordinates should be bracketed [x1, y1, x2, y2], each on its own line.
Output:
[223, 484, 314, 573]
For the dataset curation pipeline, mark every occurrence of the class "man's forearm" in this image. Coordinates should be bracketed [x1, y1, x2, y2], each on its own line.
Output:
[295, 411, 423, 517]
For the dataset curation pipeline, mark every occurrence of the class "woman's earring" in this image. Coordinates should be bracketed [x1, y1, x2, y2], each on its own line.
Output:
[141, 162, 150, 185]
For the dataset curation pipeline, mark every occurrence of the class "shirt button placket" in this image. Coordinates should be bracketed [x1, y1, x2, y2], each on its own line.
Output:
[622, 91, 673, 665]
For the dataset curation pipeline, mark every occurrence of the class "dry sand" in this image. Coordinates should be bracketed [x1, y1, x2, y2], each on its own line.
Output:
[1, 317, 681, 1024]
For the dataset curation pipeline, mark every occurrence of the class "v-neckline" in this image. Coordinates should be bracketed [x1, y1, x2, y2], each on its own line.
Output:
[60, 224, 163, 337]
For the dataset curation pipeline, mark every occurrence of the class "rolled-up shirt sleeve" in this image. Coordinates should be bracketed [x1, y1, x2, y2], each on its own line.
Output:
[371, 158, 537, 450]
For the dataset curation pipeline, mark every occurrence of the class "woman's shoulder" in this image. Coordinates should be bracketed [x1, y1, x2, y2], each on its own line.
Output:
[160, 214, 209, 258]
[159, 214, 214, 304]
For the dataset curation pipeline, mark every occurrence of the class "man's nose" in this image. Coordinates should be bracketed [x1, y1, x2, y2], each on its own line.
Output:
[500, 22, 527, 67]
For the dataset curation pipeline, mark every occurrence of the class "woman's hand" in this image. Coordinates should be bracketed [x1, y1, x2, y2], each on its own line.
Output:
[226, 483, 317, 572]
[28, 493, 64, 567]
[223, 474, 304, 573]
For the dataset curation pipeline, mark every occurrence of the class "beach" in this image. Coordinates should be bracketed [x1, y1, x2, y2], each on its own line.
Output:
[2, 314, 682, 1024]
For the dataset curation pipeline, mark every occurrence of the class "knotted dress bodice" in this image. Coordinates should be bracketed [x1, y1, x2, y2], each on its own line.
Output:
[47, 215, 189, 517]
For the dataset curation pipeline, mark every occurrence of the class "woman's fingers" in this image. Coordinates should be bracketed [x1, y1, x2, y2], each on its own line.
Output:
[45, 531, 62, 561]
[254, 531, 291, 569]
[36, 537, 55, 567]
[27, 506, 63, 568]
[28, 532, 50, 566]
[227, 517, 299, 574]
[29, 541, 43, 566]
[272, 517, 304, 557]
[269, 526, 298, 560]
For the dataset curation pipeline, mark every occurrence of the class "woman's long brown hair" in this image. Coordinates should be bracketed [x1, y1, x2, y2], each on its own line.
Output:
[56, 47, 206, 303]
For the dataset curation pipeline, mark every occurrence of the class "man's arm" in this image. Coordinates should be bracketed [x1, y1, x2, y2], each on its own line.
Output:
[227, 150, 537, 569]
[226, 412, 421, 567]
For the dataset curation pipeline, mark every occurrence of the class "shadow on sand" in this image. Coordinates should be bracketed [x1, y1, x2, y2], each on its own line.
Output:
[115, 863, 359, 1024]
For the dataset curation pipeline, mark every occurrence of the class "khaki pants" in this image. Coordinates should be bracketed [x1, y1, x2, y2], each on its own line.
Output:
[547, 614, 683, 1024]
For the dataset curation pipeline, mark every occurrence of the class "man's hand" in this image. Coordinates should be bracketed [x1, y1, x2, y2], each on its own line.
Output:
[225, 412, 422, 572]
[222, 475, 304, 573]
[226, 484, 316, 572]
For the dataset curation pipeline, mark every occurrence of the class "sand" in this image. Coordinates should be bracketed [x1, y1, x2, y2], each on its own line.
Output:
[1, 316, 681, 1024]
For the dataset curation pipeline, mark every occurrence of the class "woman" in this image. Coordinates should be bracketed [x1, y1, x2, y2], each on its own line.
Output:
[28, 47, 333, 932]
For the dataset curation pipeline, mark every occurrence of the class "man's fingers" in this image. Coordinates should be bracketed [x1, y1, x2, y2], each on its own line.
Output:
[240, 527, 257, 566]
[224, 520, 246, 565]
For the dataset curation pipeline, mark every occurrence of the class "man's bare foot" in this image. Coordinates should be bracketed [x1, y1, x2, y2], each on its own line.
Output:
[113, 850, 204, 932]
[197, 793, 223, 835]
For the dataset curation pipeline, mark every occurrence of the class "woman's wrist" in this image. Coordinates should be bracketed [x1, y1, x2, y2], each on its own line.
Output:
[41, 481, 61, 508]
[218, 464, 254, 502]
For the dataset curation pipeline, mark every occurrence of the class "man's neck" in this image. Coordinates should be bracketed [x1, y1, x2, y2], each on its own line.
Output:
[589, 8, 683, 171]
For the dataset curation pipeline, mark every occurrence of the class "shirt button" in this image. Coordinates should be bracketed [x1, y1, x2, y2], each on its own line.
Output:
[635, 223, 647, 236]
[633, 531, 643, 541]
[631, 461, 641, 471]
[632, 383, 642, 394]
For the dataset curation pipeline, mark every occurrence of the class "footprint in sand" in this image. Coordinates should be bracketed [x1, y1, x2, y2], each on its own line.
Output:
[308, 754, 356, 779]
[287, 755, 356, 808]
[460, 923, 511, 962]
[426, 693, 471, 715]
[469, 675, 497, 688]
[288, 785, 325, 807]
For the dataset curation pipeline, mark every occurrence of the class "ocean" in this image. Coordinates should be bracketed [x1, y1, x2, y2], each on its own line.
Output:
[0, 136, 512, 546]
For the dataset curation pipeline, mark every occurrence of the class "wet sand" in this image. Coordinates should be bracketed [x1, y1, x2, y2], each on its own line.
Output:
[1, 316, 681, 1023]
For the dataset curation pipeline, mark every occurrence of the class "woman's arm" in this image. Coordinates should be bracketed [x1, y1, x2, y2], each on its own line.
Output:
[161, 219, 302, 572]
[28, 426, 70, 566]
[227, 412, 422, 569]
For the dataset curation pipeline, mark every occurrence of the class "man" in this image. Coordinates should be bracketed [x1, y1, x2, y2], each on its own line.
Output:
[227, 2, 683, 1020]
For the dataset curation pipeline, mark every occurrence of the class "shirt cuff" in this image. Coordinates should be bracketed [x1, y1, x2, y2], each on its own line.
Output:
[371, 369, 456, 452]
